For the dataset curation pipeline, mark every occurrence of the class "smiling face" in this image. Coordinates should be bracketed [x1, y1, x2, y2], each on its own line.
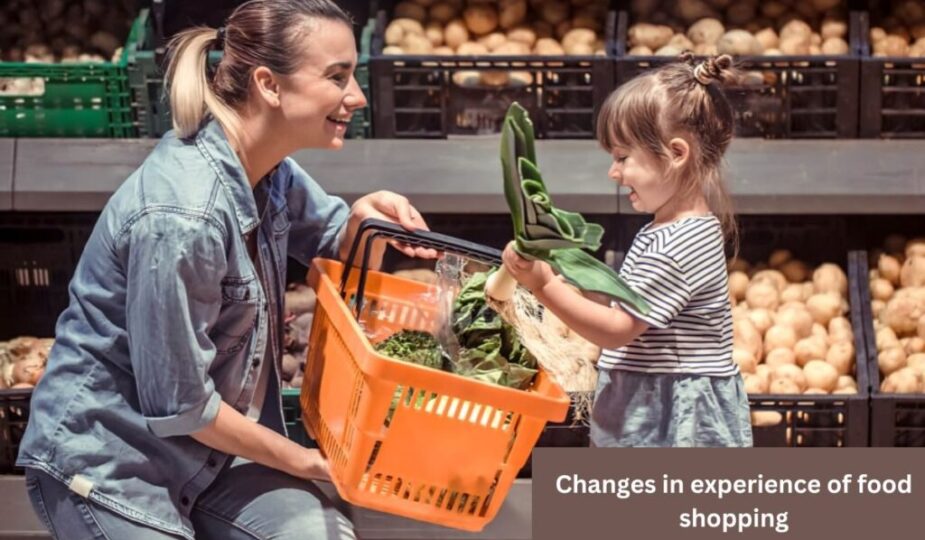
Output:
[275, 18, 367, 150]
[608, 144, 677, 215]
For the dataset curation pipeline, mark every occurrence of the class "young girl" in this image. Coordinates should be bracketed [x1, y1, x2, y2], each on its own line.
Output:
[501, 54, 752, 448]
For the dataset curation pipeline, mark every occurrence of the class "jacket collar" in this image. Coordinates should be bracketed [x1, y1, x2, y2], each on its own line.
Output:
[195, 119, 261, 234]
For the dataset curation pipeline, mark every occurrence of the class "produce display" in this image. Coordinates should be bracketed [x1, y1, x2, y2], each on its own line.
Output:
[869, 236, 925, 393]
[0, 337, 50, 389]
[869, 0, 925, 57]
[729, 251, 859, 398]
[628, 0, 850, 56]
[382, 0, 609, 57]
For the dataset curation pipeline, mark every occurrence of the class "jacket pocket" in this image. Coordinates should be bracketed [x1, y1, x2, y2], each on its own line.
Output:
[212, 276, 261, 354]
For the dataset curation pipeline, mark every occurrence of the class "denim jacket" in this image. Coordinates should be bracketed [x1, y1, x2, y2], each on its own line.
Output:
[17, 120, 348, 539]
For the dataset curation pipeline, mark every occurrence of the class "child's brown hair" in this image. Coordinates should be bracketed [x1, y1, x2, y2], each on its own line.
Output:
[597, 53, 738, 250]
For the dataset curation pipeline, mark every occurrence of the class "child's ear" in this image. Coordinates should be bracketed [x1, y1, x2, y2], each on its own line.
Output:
[668, 138, 690, 168]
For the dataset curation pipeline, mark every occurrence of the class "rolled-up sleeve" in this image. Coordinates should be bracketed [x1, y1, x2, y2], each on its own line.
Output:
[282, 158, 349, 263]
[124, 212, 227, 437]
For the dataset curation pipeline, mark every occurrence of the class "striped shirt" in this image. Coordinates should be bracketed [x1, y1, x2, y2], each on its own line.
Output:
[599, 215, 737, 377]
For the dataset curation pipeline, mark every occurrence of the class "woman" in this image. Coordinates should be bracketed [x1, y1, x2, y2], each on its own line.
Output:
[17, 1, 432, 538]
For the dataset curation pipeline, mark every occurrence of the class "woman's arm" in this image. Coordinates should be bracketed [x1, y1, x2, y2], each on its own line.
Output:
[192, 402, 329, 481]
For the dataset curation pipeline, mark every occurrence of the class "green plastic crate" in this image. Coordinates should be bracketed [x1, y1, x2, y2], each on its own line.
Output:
[129, 14, 373, 139]
[0, 14, 142, 138]
[281, 388, 315, 447]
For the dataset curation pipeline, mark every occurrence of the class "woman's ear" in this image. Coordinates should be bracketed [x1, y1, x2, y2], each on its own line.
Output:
[668, 137, 691, 168]
[252, 66, 281, 108]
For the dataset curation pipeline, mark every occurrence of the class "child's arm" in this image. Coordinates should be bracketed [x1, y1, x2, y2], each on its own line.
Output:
[501, 243, 648, 349]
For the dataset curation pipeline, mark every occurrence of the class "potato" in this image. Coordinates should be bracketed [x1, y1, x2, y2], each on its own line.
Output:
[395, 1, 427, 22]
[755, 364, 772, 384]
[499, 0, 527, 30]
[765, 325, 798, 354]
[880, 295, 925, 336]
[444, 20, 470, 49]
[875, 35, 909, 57]
[534, 38, 565, 55]
[776, 305, 814, 339]
[464, 5, 499, 35]
[908, 353, 925, 374]
[734, 318, 764, 361]
[456, 42, 489, 55]
[879, 346, 908, 376]
[781, 20, 813, 41]
[878, 255, 902, 287]
[726, 3, 756, 26]
[751, 410, 783, 425]
[822, 37, 849, 55]
[562, 28, 596, 51]
[628, 23, 673, 50]
[906, 238, 925, 259]
[821, 19, 847, 40]
[870, 27, 887, 43]
[747, 309, 775, 336]
[837, 375, 856, 389]
[479, 32, 507, 50]
[751, 28, 779, 52]
[479, 70, 511, 86]
[746, 282, 780, 311]
[903, 337, 925, 355]
[771, 364, 807, 392]
[766, 347, 797, 367]
[779, 35, 811, 55]
[733, 348, 758, 373]
[492, 41, 530, 55]
[769, 378, 802, 394]
[872, 299, 887, 318]
[876, 326, 901, 350]
[781, 284, 805, 303]
[386, 21, 407, 46]
[717, 29, 762, 56]
[425, 23, 445, 47]
[729, 271, 750, 301]
[432, 46, 455, 55]
[541, 0, 570, 25]
[794, 336, 828, 367]
[871, 278, 895, 302]
[767, 249, 791, 268]
[668, 33, 695, 51]
[828, 316, 853, 341]
[881, 367, 922, 393]
[779, 260, 809, 283]
[813, 264, 848, 297]
[688, 18, 725, 45]
[825, 341, 854, 376]
[628, 45, 654, 55]
[920, 314, 925, 340]
[12, 355, 45, 386]
[744, 373, 769, 394]
[677, 0, 716, 23]
[507, 27, 537, 47]
[402, 33, 434, 54]
[802, 359, 838, 392]
[752, 270, 787, 292]
[383, 45, 406, 55]
[806, 293, 844, 326]
[430, 3, 458, 23]
[900, 257, 925, 288]
[694, 43, 719, 55]
[811, 323, 828, 341]
[452, 70, 481, 86]
[728, 257, 750, 273]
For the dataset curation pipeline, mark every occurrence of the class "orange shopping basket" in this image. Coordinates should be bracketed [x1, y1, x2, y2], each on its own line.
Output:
[301, 219, 569, 531]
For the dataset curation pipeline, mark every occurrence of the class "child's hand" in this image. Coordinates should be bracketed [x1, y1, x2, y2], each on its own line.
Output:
[502, 242, 555, 293]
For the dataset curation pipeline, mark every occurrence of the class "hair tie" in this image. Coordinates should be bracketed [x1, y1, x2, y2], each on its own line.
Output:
[693, 63, 713, 86]
[214, 27, 227, 50]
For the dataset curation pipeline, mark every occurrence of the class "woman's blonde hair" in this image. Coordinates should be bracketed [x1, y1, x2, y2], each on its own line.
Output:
[164, 0, 353, 145]
[597, 53, 739, 252]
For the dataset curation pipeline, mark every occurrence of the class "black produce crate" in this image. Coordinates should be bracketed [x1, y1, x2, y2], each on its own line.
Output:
[518, 392, 592, 478]
[0, 389, 32, 474]
[370, 10, 616, 138]
[858, 252, 925, 446]
[857, 11, 925, 138]
[616, 216, 868, 446]
[615, 11, 861, 138]
[0, 213, 98, 341]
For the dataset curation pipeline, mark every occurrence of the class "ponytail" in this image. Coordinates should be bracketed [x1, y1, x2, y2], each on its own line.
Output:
[165, 28, 242, 145]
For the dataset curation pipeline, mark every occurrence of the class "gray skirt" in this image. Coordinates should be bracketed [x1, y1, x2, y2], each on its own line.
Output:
[590, 368, 753, 448]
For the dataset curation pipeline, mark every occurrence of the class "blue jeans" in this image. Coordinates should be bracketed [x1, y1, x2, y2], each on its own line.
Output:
[25, 460, 356, 540]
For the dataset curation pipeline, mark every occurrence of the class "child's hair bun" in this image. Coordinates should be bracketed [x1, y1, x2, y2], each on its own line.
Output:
[684, 53, 733, 86]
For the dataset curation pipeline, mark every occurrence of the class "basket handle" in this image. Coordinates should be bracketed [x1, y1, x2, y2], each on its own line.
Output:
[339, 218, 502, 317]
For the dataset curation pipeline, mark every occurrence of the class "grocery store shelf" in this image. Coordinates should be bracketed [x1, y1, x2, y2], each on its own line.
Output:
[0, 140, 13, 211]
[0, 475, 531, 539]
[5, 138, 925, 214]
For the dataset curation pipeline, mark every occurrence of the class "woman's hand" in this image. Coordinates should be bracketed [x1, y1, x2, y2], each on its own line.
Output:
[339, 191, 438, 262]
[502, 242, 555, 293]
[291, 448, 332, 482]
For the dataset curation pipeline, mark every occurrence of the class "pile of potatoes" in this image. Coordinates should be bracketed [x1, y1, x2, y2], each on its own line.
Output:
[628, 0, 849, 57]
[383, 0, 608, 58]
[729, 251, 859, 398]
[869, 1, 925, 57]
[869, 236, 925, 394]
[0, 336, 51, 390]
